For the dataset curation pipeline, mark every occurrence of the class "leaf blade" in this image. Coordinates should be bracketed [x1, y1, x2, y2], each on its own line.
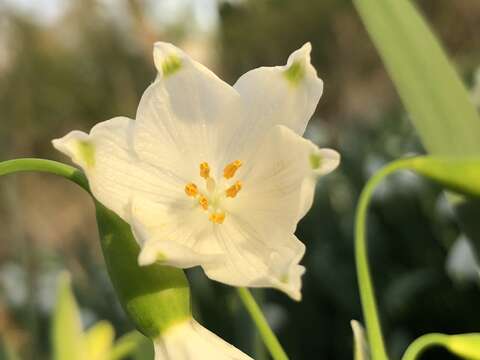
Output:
[354, 0, 480, 156]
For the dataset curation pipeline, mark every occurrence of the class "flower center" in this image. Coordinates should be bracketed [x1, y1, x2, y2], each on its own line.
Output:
[184, 160, 243, 224]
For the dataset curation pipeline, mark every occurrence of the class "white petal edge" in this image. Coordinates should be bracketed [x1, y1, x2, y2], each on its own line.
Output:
[203, 220, 306, 301]
[52, 117, 137, 220]
[154, 318, 253, 360]
[298, 147, 340, 219]
[230, 42, 323, 160]
[53, 117, 187, 222]
[133, 210, 222, 269]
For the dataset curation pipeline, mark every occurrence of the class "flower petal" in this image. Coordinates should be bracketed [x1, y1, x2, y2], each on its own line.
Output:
[231, 42, 323, 155]
[298, 147, 340, 219]
[134, 42, 242, 178]
[203, 218, 306, 301]
[53, 117, 186, 221]
[230, 125, 339, 233]
[129, 204, 220, 269]
[154, 318, 253, 360]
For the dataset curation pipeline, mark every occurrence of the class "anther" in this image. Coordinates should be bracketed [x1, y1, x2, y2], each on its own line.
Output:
[200, 162, 210, 179]
[223, 160, 242, 179]
[198, 195, 209, 210]
[226, 181, 242, 198]
[209, 212, 226, 224]
[185, 183, 198, 197]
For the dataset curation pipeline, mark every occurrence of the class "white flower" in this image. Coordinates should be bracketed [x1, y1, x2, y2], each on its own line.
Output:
[154, 318, 253, 360]
[53, 42, 340, 300]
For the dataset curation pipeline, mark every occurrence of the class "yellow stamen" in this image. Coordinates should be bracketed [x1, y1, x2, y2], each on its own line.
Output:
[226, 181, 242, 198]
[209, 212, 226, 224]
[198, 195, 209, 210]
[224, 160, 242, 179]
[200, 162, 210, 179]
[185, 183, 198, 197]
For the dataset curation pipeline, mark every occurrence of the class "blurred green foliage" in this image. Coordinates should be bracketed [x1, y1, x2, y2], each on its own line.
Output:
[0, 0, 479, 359]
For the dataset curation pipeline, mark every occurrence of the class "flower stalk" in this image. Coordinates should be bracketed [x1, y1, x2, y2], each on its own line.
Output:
[355, 159, 414, 360]
[237, 288, 289, 360]
[401, 333, 448, 360]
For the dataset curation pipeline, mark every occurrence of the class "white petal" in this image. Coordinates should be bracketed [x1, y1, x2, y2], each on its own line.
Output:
[129, 205, 220, 269]
[53, 117, 186, 221]
[230, 43, 323, 157]
[203, 217, 306, 301]
[129, 198, 222, 268]
[230, 125, 339, 232]
[138, 239, 219, 268]
[154, 318, 253, 360]
[298, 148, 341, 219]
[135, 42, 242, 179]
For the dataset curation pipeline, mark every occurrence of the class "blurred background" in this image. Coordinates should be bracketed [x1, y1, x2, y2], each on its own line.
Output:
[1, 0, 480, 359]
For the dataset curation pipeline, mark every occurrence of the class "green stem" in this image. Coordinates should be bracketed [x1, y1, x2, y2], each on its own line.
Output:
[0, 158, 89, 192]
[401, 333, 448, 360]
[355, 159, 415, 360]
[236, 288, 288, 360]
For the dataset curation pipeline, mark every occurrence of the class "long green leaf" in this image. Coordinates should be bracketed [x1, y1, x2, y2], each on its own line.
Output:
[85, 321, 115, 360]
[109, 332, 149, 360]
[354, 0, 480, 156]
[52, 272, 85, 360]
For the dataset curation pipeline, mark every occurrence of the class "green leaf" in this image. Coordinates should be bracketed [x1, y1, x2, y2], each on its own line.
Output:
[402, 333, 480, 360]
[351, 320, 370, 360]
[85, 321, 115, 360]
[51, 272, 85, 360]
[407, 157, 480, 198]
[445, 334, 480, 360]
[353, 0, 480, 156]
[109, 332, 148, 360]
[95, 202, 191, 338]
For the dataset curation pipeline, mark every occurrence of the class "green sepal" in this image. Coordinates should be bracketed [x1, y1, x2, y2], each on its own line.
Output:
[95, 202, 191, 338]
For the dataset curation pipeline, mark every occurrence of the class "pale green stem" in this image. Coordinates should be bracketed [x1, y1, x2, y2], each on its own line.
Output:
[355, 159, 414, 360]
[0, 158, 89, 192]
[236, 288, 288, 360]
[401, 333, 448, 360]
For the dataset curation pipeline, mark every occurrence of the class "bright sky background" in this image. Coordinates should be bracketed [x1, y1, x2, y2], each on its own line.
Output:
[1, 0, 219, 31]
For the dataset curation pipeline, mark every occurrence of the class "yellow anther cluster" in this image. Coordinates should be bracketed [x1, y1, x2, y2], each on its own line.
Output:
[223, 160, 242, 179]
[200, 162, 210, 179]
[185, 183, 198, 197]
[226, 181, 242, 198]
[209, 212, 226, 224]
[184, 160, 243, 225]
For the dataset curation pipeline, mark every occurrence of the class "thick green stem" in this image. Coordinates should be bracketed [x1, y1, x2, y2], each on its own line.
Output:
[401, 333, 448, 360]
[0, 158, 89, 192]
[355, 159, 414, 360]
[236, 288, 289, 360]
